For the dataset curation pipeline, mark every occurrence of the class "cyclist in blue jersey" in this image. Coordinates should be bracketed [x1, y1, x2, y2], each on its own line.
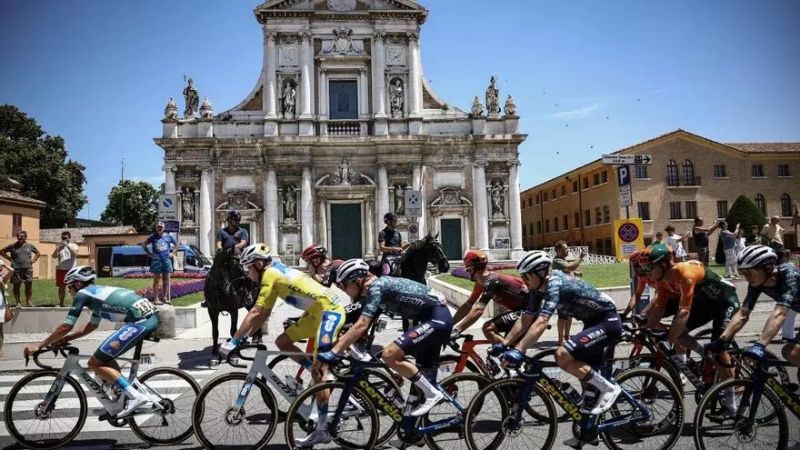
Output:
[319, 259, 454, 417]
[499, 251, 622, 419]
[23, 266, 160, 418]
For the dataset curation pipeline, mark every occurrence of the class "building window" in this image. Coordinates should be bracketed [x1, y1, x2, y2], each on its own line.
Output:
[552, 188, 557, 199]
[583, 177, 589, 189]
[572, 180, 578, 193]
[596, 239, 604, 255]
[638, 202, 650, 221]
[669, 201, 682, 219]
[563, 214, 569, 230]
[593, 173, 600, 186]
[751, 164, 765, 178]
[781, 193, 792, 217]
[603, 205, 610, 223]
[685, 201, 698, 219]
[595, 207, 602, 224]
[667, 160, 679, 186]
[561, 185, 567, 196]
[682, 159, 695, 186]
[713, 164, 727, 178]
[328, 80, 359, 119]
[574, 212, 580, 228]
[755, 194, 766, 215]
[778, 164, 790, 177]
[601, 171, 608, 184]
[537, 221, 542, 234]
[585, 209, 591, 226]
[522, 225, 527, 237]
[554, 217, 559, 232]
[717, 200, 728, 219]
[12, 213, 22, 236]
[635, 165, 648, 179]
[545, 219, 550, 233]
[604, 238, 612, 256]
[530, 223, 535, 236]
[543, 191, 548, 202]
[535, 193, 540, 204]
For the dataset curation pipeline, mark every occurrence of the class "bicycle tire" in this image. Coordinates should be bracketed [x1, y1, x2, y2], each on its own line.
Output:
[283, 381, 379, 450]
[601, 367, 684, 450]
[4, 370, 87, 450]
[423, 372, 492, 450]
[439, 354, 482, 377]
[192, 371, 279, 450]
[267, 353, 312, 415]
[624, 352, 686, 396]
[531, 347, 582, 421]
[128, 367, 200, 445]
[464, 376, 557, 450]
[693, 377, 787, 450]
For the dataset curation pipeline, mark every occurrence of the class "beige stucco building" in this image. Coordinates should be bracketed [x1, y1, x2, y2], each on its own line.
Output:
[521, 130, 800, 255]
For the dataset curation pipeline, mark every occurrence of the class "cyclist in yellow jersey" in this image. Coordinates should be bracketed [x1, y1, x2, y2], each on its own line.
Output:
[219, 243, 346, 447]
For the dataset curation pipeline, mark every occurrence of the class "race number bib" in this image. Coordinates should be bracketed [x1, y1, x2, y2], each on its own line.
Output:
[133, 299, 155, 316]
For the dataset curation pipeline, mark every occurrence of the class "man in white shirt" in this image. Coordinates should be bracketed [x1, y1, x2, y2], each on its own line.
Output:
[664, 225, 690, 262]
[52, 231, 79, 307]
[763, 216, 785, 258]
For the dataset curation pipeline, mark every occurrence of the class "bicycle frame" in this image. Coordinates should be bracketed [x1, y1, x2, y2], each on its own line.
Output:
[744, 359, 800, 422]
[628, 328, 720, 392]
[231, 346, 306, 409]
[451, 335, 493, 375]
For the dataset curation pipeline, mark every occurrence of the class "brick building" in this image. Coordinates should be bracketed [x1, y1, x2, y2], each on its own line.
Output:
[521, 130, 800, 255]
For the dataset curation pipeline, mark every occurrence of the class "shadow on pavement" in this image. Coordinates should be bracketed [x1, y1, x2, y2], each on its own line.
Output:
[177, 346, 216, 370]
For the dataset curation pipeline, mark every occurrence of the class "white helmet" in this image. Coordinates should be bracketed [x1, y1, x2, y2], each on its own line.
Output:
[240, 243, 273, 267]
[336, 259, 370, 284]
[517, 250, 553, 275]
[64, 266, 97, 285]
[737, 245, 777, 269]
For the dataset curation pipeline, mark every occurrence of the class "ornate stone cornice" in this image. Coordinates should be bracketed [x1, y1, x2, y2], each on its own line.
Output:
[266, 32, 277, 43]
[373, 32, 385, 43]
[406, 31, 419, 42]
[300, 32, 312, 42]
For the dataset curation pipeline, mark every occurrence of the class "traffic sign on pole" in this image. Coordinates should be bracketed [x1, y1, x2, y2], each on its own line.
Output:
[158, 194, 178, 220]
[617, 165, 632, 208]
[405, 190, 422, 218]
[602, 154, 652, 165]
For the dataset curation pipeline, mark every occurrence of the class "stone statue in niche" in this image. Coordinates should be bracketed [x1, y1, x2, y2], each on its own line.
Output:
[282, 80, 297, 119]
[504, 95, 517, 117]
[283, 185, 297, 221]
[485, 76, 500, 116]
[389, 79, 404, 118]
[181, 187, 196, 224]
[164, 97, 178, 121]
[470, 96, 484, 117]
[183, 78, 199, 118]
[199, 97, 214, 119]
[394, 184, 406, 215]
[333, 159, 358, 185]
[491, 181, 505, 216]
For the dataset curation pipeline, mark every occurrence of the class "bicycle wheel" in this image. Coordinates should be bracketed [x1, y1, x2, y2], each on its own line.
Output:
[284, 381, 378, 450]
[128, 367, 200, 445]
[464, 377, 557, 450]
[192, 371, 279, 450]
[694, 378, 787, 450]
[439, 354, 482, 378]
[423, 372, 491, 450]
[621, 352, 686, 397]
[531, 348, 582, 421]
[267, 353, 312, 414]
[600, 367, 684, 450]
[4, 370, 87, 449]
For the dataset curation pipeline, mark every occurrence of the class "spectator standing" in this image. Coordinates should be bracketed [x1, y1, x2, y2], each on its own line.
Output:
[664, 225, 690, 262]
[216, 210, 249, 254]
[142, 222, 177, 305]
[692, 217, 720, 266]
[763, 216, 785, 260]
[745, 224, 762, 246]
[0, 261, 12, 358]
[653, 231, 664, 245]
[0, 231, 40, 307]
[552, 241, 586, 345]
[52, 231, 79, 307]
[719, 222, 740, 279]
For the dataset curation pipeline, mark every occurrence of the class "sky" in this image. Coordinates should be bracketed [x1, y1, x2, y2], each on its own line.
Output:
[1, 0, 799, 220]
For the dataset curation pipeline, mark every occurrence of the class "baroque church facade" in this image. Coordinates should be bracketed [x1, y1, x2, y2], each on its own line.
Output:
[156, 0, 526, 263]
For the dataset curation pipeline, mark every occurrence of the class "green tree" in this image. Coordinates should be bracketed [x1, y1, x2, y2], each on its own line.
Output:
[0, 105, 87, 227]
[715, 195, 768, 264]
[100, 180, 159, 232]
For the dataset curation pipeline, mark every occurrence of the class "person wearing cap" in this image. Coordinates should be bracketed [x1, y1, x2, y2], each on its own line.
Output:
[216, 210, 249, 255]
[378, 212, 407, 275]
[301, 244, 330, 284]
[142, 221, 177, 305]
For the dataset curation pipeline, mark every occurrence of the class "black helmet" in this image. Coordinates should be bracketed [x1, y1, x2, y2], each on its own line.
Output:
[384, 212, 397, 224]
[227, 210, 241, 222]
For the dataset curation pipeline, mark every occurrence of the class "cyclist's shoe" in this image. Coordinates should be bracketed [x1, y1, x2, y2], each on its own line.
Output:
[584, 384, 621, 415]
[678, 372, 689, 386]
[410, 390, 445, 417]
[563, 435, 600, 448]
[295, 428, 332, 448]
[389, 436, 425, 448]
[116, 396, 154, 418]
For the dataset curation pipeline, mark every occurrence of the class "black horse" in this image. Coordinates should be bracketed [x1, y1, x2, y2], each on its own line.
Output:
[395, 232, 450, 283]
[203, 249, 259, 356]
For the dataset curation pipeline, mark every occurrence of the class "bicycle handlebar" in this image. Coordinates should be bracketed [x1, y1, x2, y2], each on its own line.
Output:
[26, 344, 78, 370]
[225, 342, 266, 369]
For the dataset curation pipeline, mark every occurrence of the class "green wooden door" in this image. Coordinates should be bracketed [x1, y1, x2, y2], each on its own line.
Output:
[330, 203, 363, 260]
[440, 219, 462, 260]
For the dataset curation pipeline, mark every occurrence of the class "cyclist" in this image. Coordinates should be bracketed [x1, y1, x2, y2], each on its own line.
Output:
[451, 250, 528, 344]
[218, 243, 347, 447]
[709, 245, 800, 368]
[639, 243, 739, 384]
[378, 212, 406, 275]
[301, 244, 330, 284]
[23, 266, 160, 418]
[319, 259, 454, 417]
[622, 249, 656, 317]
[499, 251, 623, 418]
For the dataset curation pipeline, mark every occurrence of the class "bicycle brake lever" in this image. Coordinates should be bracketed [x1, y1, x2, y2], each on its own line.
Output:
[24, 355, 29, 367]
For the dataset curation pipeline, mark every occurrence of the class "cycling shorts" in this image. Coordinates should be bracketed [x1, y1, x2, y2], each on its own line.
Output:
[393, 304, 453, 369]
[563, 310, 622, 370]
[487, 310, 522, 334]
[94, 315, 159, 363]
[285, 302, 346, 355]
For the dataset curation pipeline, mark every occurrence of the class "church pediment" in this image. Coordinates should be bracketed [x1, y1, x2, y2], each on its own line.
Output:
[256, 0, 425, 12]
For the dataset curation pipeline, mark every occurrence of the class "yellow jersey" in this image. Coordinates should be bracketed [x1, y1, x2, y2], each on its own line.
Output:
[255, 260, 343, 311]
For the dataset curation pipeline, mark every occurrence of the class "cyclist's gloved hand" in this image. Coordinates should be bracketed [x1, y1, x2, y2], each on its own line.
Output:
[317, 351, 339, 364]
[742, 343, 766, 362]
[449, 329, 461, 341]
[631, 314, 647, 325]
[489, 343, 507, 357]
[220, 338, 240, 359]
[501, 348, 524, 367]
[705, 338, 727, 354]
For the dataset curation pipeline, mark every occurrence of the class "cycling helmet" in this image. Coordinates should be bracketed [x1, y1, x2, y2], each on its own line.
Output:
[517, 250, 553, 275]
[384, 212, 397, 224]
[463, 249, 489, 271]
[737, 245, 777, 270]
[336, 259, 370, 284]
[301, 244, 327, 263]
[644, 243, 671, 264]
[155, 221, 165, 228]
[64, 266, 97, 285]
[240, 243, 272, 267]
[227, 210, 241, 222]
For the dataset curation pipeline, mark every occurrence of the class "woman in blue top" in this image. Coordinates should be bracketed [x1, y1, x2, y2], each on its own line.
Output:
[142, 221, 177, 305]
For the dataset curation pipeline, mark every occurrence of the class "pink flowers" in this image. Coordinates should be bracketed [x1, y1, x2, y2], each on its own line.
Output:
[134, 278, 205, 300]
[124, 272, 206, 279]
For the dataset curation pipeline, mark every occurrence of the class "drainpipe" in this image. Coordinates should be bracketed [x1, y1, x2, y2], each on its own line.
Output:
[577, 171, 585, 245]
[539, 188, 545, 249]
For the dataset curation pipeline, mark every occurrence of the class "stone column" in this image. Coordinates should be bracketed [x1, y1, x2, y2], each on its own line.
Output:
[301, 166, 314, 247]
[164, 165, 176, 194]
[264, 168, 279, 249]
[318, 68, 328, 135]
[377, 165, 390, 226]
[358, 67, 369, 119]
[412, 163, 427, 236]
[508, 161, 524, 257]
[365, 200, 375, 258]
[318, 199, 328, 249]
[472, 161, 489, 250]
[199, 167, 214, 256]
[407, 32, 422, 116]
[265, 32, 278, 118]
[372, 33, 387, 118]
[299, 32, 313, 119]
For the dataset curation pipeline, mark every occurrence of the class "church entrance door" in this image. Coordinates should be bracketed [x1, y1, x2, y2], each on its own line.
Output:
[330, 203, 363, 259]
[440, 218, 462, 260]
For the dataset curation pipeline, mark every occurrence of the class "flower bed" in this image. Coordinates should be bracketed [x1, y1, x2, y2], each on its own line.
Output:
[124, 272, 207, 279]
[135, 278, 205, 300]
